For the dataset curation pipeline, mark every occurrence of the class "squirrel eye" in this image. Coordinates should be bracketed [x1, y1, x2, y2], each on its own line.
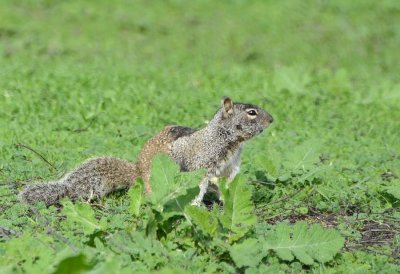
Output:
[246, 109, 258, 116]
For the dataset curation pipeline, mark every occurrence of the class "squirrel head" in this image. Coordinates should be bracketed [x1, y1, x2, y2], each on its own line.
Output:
[216, 97, 273, 141]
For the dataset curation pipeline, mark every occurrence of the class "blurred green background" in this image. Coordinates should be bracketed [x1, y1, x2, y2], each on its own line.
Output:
[0, 0, 399, 271]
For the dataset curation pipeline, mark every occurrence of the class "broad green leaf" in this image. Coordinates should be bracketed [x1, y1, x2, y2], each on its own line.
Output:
[61, 200, 104, 235]
[53, 254, 91, 274]
[144, 207, 158, 238]
[185, 205, 218, 236]
[163, 186, 199, 219]
[88, 254, 128, 274]
[148, 155, 205, 212]
[128, 179, 144, 216]
[281, 138, 323, 172]
[220, 176, 256, 241]
[263, 221, 345, 265]
[245, 264, 277, 274]
[229, 238, 265, 268]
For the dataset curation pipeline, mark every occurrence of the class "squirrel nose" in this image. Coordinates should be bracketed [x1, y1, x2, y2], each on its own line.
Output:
[267, 114, 273, 123]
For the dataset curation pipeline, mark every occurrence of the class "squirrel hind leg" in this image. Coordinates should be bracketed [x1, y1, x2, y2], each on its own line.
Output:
[18, 181, 68, 206]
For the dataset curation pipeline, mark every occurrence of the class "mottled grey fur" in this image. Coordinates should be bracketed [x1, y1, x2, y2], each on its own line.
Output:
[19, 157, 138, 206]
[170, 97, 273, 204]
[19, 97, 273, 206]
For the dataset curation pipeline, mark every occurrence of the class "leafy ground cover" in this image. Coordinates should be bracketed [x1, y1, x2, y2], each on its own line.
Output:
[0, 0, 399, 273]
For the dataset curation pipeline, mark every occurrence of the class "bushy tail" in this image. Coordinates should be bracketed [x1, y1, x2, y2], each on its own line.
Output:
[18, 181, 69, 206]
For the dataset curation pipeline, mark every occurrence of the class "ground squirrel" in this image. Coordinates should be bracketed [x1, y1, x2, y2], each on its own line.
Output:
[19, 97, 273, 206]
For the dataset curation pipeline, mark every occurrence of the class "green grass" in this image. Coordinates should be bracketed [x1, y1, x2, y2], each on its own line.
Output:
[1, 0, 399, 273]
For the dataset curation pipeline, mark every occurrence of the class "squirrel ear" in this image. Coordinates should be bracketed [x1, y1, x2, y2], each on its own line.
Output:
[221, 96, 234, 117]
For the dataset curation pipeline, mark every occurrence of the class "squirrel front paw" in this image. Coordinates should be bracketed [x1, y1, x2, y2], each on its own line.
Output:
[190, 197, 203, 206]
